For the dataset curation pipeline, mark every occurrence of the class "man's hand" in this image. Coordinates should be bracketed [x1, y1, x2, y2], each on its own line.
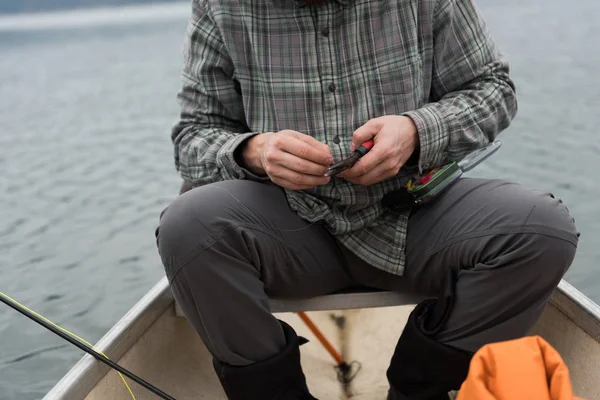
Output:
[340, 116, 419, 186]
[242, 130, 333, 190]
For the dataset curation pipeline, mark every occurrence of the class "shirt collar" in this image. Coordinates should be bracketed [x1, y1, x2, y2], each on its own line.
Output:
[291, 0, 349, 7]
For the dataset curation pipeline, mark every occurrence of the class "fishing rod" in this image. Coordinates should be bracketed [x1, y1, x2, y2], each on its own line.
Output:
[0, 292, 176, 400]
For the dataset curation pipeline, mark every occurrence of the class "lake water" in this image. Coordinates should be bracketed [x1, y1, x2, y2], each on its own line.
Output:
[0, 1, 599, 399]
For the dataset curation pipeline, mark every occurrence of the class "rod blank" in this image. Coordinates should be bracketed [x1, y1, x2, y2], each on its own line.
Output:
[0, 294, 176, 400]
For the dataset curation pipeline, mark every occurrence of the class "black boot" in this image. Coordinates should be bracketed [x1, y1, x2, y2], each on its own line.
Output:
[213, 320, 317, 400]
[387, 301, 473, 400]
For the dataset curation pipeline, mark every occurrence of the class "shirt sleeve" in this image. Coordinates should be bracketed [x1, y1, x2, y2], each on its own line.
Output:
[171, 0, 268, 185]
[402, 0, 518, 173]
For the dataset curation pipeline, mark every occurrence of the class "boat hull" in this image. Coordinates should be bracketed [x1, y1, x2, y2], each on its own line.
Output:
[45, 279, 600, 400]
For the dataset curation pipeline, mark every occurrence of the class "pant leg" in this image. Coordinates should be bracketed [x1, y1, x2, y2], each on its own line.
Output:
[401, 178, 579, 352]
[156, 180, 354, 366]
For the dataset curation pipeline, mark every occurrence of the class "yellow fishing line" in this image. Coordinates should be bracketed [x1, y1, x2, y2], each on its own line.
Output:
[0, 291, 136, 400]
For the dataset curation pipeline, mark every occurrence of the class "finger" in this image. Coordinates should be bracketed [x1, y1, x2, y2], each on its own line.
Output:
[340, 147, 385, 179]
[271, 177, 314, 191]
[268, 166, 331, 188]
[287, 131, 332, 155]
[351, 118, 383, 151]
[279, 136, 333, 166]
[271, 174, 330, 190]
[346, 160, 400, 186]
[275, 151, 330, 176]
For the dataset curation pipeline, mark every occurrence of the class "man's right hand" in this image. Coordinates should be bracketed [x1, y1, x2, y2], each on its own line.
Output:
[241, 130, 333, 190]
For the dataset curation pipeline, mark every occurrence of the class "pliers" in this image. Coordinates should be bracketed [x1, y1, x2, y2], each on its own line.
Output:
[324, 140, 374, 177]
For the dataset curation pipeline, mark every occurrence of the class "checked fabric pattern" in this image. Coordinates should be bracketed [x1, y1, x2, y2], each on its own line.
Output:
[170, 0, 517, 275]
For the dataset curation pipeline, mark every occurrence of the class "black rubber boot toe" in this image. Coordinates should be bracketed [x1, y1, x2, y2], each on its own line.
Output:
[213, 320, 317, 400]
[387, 301, 473, 400]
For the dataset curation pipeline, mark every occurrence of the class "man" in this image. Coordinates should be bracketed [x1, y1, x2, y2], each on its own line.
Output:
[156, 0, 579, 399]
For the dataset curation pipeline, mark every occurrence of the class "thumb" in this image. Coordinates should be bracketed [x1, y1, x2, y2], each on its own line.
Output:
[351, 118, 382, 151]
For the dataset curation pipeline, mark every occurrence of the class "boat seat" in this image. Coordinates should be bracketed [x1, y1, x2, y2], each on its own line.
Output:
[268, 288, 423, 313]
[175, 288, 424, 316]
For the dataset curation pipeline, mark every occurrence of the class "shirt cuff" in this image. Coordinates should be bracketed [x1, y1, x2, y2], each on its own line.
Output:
[217, 132, 270, 181]
[402, 105, 450, 174]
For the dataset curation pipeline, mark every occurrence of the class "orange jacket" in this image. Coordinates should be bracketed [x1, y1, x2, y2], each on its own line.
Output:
[457, 336, 583, 400]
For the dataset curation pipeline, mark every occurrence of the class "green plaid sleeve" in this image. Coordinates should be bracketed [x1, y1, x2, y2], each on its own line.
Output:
[403, 0, 517, 173]
[171, 0, 267, 184]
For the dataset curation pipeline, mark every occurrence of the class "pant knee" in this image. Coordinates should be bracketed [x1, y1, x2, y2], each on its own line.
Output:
[156, 182, 250, 280]
[529, 234, 577, 287]
[482, 190, 580, 294]
[525, 190, 578, 237]
[518, 195, 579, 287]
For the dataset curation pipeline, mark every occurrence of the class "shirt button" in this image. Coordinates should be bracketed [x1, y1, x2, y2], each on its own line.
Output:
[328, 82, 336, 93]
[321, 27, 329, 37]
[333, 136, 341, 144]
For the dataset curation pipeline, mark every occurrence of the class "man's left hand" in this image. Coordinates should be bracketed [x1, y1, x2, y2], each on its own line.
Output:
[339, 116, 419, 186]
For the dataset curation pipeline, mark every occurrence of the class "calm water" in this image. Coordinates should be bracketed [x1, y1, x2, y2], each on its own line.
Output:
[0, 1, 599, 399]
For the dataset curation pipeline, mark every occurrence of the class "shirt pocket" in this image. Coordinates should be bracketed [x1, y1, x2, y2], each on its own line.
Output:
[373, 57, 423, 116]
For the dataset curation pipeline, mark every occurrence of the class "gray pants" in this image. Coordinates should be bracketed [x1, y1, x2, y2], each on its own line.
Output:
[156, 178, 578, 366]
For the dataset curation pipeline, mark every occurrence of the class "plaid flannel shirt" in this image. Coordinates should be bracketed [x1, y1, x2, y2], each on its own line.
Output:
[171, 0, 517, 275]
